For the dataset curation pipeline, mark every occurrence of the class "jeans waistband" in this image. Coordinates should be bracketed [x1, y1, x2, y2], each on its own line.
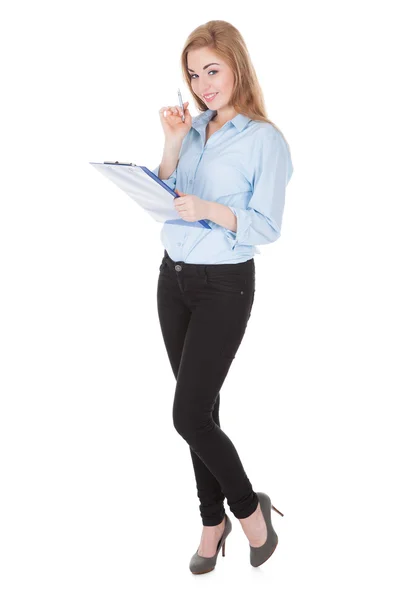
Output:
[162, 249, 254, 275]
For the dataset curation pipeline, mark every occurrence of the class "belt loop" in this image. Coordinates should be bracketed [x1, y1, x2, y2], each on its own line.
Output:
[204, 265, 208, 284]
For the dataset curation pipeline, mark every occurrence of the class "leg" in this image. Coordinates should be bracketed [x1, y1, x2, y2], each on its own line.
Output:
[189, 392, 226, 525]
[171, 269, 258, 525]
[157, 260, 226, 525]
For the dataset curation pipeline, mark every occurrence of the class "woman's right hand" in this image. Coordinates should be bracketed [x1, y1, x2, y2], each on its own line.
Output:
[158, 101, 192, 145]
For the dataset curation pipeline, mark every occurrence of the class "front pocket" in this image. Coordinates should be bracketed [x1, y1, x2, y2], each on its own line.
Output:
[205, 269, 249, 294]
[207, 279, 246, 295]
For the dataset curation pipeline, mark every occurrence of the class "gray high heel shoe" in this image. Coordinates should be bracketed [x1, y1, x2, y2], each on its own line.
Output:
[189, 514, 232, 575]
[250, 492, 284, 568]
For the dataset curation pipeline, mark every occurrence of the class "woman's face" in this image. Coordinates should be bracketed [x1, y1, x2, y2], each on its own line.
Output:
[187, 47, 235, 111]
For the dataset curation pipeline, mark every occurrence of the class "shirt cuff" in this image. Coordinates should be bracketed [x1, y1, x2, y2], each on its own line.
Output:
[151, 164, 177, 190]
[223, 207, 252, 250]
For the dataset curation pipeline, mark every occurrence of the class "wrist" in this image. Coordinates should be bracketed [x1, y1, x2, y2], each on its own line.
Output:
[205, 200, 216, 220]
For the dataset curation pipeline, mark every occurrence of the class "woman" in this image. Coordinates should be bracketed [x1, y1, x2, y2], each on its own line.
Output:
[152, 20, 293, 575]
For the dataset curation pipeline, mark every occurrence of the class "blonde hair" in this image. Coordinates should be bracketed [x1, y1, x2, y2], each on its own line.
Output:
[180, 20, 290, 148]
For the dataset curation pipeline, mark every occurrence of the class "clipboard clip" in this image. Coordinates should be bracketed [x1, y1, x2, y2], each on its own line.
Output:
[104, 161, 136, 166]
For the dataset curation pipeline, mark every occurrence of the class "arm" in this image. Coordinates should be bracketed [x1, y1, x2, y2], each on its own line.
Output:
[158, 139, 182, 180]
[151, 139, 183, 189]
[206, 202, 237, 232]
[207, 130, 293, 250]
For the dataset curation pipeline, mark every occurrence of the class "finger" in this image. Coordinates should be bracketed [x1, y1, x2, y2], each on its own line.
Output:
[160, 106, 178, 116]
[161, 106, 182, 118]
[174, 105, 186, 116]
[160, 107, 172, 118]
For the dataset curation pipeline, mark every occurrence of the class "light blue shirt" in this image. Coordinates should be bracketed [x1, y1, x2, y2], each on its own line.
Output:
[152, 109, 293, 264]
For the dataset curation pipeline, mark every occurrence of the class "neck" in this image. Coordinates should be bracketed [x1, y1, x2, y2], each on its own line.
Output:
[211, 107, 237, 126]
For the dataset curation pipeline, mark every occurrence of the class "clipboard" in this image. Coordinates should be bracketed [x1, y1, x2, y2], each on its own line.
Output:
[89, 161, 211, 229]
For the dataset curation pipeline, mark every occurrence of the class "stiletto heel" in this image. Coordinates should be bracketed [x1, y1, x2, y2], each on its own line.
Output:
[271, 504, 284, 517]
[249, 492, 283, 568]
[189, 513, 232, 575]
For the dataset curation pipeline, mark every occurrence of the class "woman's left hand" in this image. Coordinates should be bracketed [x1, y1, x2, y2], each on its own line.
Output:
[174, 189, 210, 222]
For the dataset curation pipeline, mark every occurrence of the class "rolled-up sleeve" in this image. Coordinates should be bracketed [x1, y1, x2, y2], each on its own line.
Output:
[224, 130, 294, 250]
[151, 164, 177, 190]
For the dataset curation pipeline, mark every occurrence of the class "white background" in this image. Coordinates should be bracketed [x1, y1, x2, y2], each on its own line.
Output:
[1, 1, 399, 598]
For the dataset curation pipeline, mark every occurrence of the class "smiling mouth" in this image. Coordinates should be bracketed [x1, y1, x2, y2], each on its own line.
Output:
[203, 93, 219, 101]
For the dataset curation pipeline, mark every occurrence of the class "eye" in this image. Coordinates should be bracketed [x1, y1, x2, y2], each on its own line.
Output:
[189, 70, 218, 80]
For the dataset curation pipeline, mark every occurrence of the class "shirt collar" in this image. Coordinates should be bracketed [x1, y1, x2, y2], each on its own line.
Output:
[192, 109, 251, 133]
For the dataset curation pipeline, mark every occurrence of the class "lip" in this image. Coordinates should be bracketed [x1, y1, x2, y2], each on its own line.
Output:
[203, 93, 218, 100]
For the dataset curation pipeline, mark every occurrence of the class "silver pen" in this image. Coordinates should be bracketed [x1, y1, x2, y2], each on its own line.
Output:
[177, 88, 185, 122]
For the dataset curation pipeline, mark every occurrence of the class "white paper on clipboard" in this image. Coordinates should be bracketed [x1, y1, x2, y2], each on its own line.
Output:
[89, 162, 211, 229]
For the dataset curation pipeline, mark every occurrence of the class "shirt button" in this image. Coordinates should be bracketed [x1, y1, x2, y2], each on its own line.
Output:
[189, 179, 193, 184]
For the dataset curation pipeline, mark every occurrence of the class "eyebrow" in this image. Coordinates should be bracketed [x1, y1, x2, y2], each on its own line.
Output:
[187, 62, 220, 73]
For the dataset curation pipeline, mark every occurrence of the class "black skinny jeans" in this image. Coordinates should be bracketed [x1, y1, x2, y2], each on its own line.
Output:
[157, 249, 259, 526]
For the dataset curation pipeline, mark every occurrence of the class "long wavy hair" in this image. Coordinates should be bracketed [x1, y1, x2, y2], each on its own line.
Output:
[180, 20, 290, 148]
